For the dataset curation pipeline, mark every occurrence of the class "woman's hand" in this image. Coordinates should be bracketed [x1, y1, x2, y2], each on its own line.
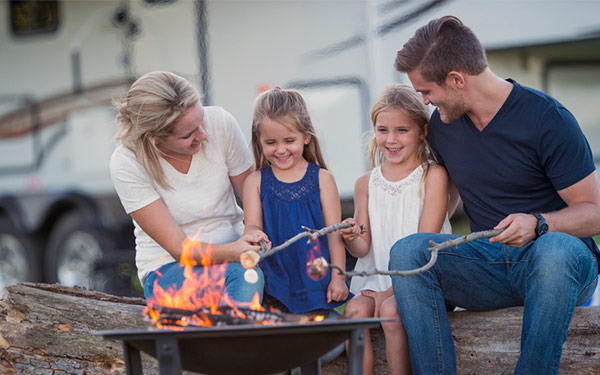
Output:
[244, 228, 272, 251]
[327, 276, 349, 303]
[232, 233, 268, 257]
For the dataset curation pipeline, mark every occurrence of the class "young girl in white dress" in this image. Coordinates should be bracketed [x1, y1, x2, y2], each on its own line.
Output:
[340, 84, 452, 375]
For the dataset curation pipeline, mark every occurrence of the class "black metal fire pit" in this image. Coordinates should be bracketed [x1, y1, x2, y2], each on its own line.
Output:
[94, 318, 385, 375]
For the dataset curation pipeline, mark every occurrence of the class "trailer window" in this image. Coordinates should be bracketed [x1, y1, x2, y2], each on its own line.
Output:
[10, 0, 59, 37]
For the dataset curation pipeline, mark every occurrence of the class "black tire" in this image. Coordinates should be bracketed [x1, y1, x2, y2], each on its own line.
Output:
[0, 219, 41, 293]
[45, 211, 114, 291]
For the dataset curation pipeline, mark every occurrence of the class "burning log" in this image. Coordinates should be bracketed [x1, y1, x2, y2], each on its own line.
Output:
[149, 305, 285, 327]
[147, 304, 322, 328]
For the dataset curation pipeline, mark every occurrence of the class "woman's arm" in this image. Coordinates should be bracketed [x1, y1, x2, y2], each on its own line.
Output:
[340, 172, 372, 258]
[230, 166, 254, 201]
[319, 169, 349, 302]
[242, 171, 265, 236]
[130, 199, 261, 264]
[419, 164, 450, 233]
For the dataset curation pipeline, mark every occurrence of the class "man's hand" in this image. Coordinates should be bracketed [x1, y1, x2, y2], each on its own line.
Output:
[490, 213, 538, 247]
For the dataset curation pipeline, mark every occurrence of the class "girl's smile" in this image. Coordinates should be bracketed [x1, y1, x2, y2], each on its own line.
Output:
[258, 117, 310, 174]
[375, 109, 423, 170]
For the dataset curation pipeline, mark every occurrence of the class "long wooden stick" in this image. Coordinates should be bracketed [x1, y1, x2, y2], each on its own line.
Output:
[240, 222, 351, 269]
[241, 222, 505, 279]
[312, 229, 505, 279]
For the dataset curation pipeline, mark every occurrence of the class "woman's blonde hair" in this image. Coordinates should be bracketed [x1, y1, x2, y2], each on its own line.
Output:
[368, 84, 432, 169]
[251, 88, 327, 170]
[114, 71, 200, 190]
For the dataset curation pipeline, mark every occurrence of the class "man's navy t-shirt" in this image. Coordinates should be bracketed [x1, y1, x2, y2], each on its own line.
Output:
[427, 79, 598, 256]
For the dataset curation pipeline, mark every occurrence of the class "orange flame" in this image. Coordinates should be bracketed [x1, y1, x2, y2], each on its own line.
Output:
[144, 238, 264, 328]
[144, 234, 331, 328]
[313, 315, 325, 322]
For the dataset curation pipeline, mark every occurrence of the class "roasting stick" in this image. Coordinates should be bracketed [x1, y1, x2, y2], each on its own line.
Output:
[240, 222, 504, 282]
[309, 229, 505, 279]
[241, 222, 352, 269]
[241, 222, 352, 283]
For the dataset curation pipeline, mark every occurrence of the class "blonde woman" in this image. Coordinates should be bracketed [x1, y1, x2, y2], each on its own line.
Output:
[110, 71, 265, 304]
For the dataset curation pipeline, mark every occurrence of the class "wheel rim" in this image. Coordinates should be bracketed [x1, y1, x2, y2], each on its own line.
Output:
[0, 234, 30, 295]
[57, 230, 105, 289]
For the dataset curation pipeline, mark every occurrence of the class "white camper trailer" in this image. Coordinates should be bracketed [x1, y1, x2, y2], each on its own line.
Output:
[2, 0, 599, 300]
[0, 0, 376, 294]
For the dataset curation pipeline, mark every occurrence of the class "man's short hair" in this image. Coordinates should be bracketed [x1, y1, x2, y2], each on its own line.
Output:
[395, 15, 488, 85]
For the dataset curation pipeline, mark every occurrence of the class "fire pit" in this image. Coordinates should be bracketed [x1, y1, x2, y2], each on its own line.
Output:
[94, 317, 385, 375]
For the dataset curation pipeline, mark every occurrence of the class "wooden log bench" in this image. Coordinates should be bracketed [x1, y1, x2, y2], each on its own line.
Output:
[323, 306, 600, 374]
[0, 283, 598, 374]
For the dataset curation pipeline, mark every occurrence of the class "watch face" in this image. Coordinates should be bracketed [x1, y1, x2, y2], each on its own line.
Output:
[534, 213, 548, 237]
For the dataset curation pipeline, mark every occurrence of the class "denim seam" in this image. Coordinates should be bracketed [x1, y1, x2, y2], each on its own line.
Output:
[575, 252, 598, 302]
[430, 279, 445, 374]
[548, 255, 579, 374]
[437, 251, 505, 264]
[504, 245, 525, 305]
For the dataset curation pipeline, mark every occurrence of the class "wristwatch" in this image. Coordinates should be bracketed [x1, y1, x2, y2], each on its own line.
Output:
[532, 212, 548, 238]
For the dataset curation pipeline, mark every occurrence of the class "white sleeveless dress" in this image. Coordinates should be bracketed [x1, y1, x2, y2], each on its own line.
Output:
[349, 164, 452, 294]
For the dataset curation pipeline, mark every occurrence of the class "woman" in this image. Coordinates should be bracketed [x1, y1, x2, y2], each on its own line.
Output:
[109, 71, 265, 304]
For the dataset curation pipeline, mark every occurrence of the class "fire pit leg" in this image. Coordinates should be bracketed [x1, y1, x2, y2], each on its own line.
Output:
[299, 358, 321, 375]
[155, 337, 182, 375]
[122, 341, 144, 375]
[347, 329, 366, 375]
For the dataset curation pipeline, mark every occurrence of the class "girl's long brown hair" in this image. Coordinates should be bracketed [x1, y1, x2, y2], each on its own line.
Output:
[251, 88, 327, 170]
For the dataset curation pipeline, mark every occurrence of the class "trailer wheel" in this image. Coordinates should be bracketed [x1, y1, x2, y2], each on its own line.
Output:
[45, 212, 114, 291]
[0, 219, 41, 294]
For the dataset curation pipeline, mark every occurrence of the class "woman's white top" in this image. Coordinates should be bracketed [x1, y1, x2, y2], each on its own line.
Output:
[349, 164, 452, 294]
[109, 106, 253, 283]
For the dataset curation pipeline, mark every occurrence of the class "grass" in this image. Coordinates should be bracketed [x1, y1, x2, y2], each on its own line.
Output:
[451, 214, 600, 245]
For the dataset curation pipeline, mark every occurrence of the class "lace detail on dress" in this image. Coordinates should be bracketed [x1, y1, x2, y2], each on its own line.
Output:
[370, 164, 424, 196]
[262, 164, 320, 202]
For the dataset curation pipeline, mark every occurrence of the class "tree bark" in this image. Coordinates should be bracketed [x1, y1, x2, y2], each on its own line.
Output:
[323, 306, 600, 375]
[1, 283, 598, 375]
[0, 282, 153, 375]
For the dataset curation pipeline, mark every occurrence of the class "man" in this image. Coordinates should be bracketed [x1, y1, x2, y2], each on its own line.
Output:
[389, 15, 600, 375]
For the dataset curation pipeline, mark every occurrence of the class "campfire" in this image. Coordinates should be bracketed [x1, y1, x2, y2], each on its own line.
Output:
[93, 225, 512, 374]
[143, 231, 330, 330]
[93, 224, 383, 375]
[92, 224, 399, 374]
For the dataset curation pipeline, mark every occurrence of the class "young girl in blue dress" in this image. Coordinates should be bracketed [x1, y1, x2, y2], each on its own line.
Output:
[243, 88, 350, 314]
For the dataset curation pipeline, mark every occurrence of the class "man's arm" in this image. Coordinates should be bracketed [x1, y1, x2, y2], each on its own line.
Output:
[491, 171, 600, 247]
[548, 171, 600, 237]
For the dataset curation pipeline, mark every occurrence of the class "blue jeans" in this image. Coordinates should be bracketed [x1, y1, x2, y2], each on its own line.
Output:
[389, 232, 599, 375]
[143, 261, 264, 306]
